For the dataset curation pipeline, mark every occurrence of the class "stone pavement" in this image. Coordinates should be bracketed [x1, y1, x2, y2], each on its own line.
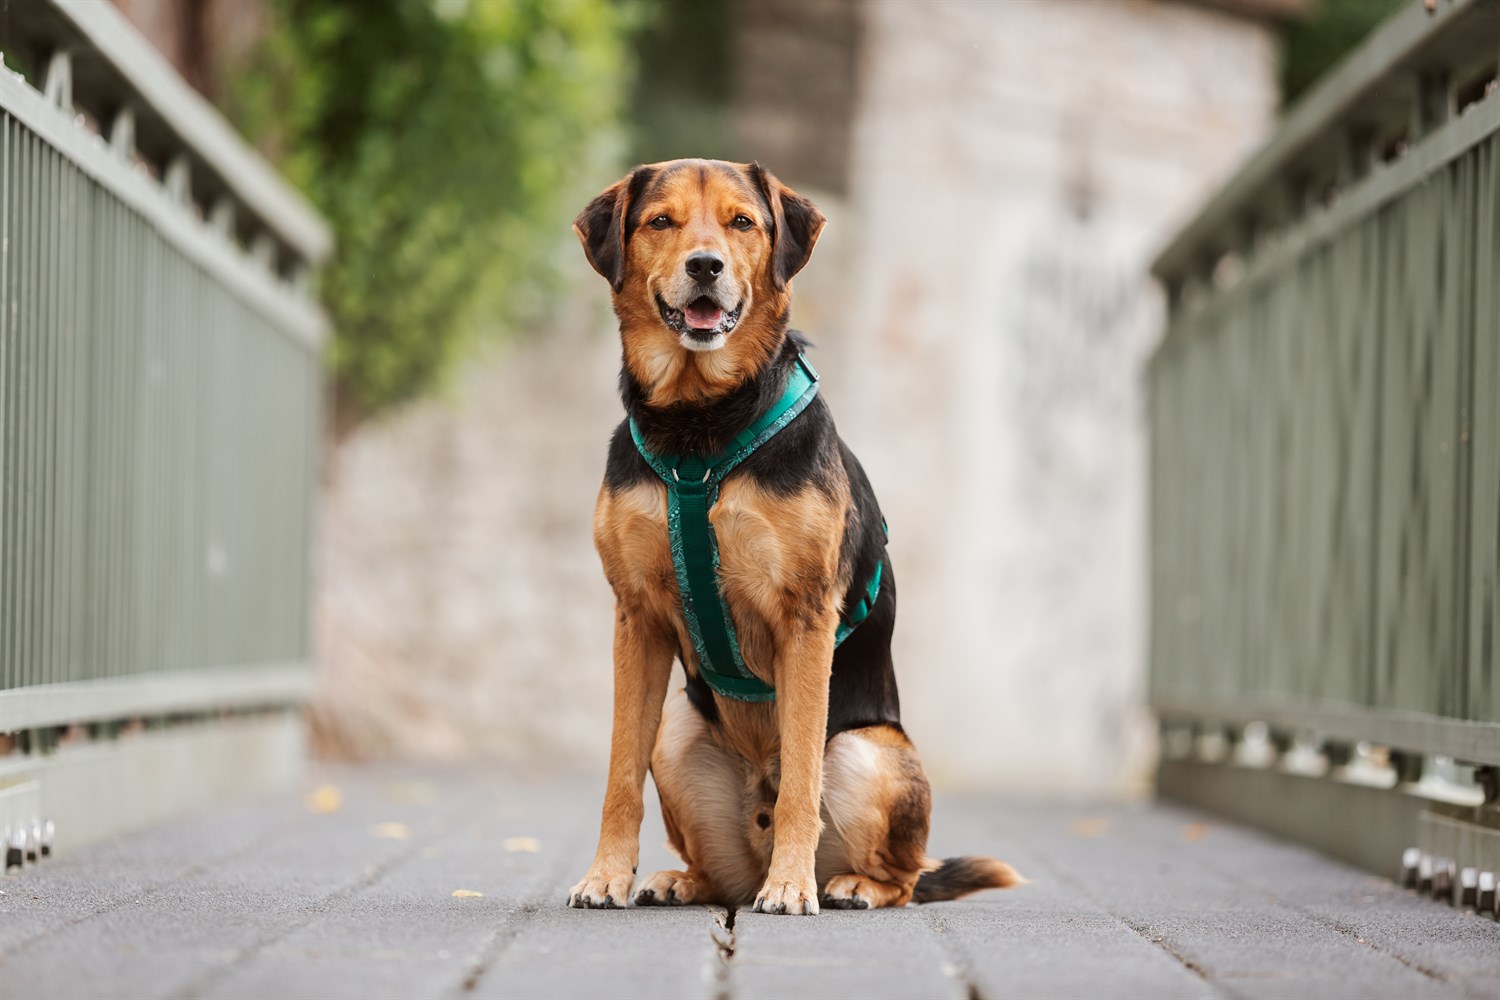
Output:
[0, 765, 1497, 999]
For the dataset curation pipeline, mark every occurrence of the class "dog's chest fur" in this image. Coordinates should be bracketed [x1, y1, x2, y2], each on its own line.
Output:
[593, 473, 849, 696]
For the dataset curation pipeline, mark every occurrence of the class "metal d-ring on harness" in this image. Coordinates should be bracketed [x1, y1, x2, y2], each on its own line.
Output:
[629, 354, 885, 702]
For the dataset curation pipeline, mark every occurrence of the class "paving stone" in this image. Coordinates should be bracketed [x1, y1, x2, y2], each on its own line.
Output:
[731, 907, 967, 1000]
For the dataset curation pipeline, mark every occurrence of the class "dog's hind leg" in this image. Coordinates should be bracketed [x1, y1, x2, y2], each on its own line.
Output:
[814, 724, 933, 909]
[638, 689, 765, 907]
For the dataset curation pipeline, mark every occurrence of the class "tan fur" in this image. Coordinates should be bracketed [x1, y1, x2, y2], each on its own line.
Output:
[647, 692, 936, 909]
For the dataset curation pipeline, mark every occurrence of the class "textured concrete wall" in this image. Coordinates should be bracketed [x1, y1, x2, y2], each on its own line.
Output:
[819, 0, 1278, 793]
[314, 0, 1279, 795]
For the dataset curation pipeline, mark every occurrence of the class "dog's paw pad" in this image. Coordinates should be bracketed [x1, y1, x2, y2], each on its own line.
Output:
[819, 892, 871, 909]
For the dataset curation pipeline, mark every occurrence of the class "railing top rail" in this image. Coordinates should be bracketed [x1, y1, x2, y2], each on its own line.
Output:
[1152, 0, 1500, 288]
[8, 0, 331, 269]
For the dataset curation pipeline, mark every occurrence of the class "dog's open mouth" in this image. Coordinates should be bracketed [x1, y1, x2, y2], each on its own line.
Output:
[658, 294, 742, 342]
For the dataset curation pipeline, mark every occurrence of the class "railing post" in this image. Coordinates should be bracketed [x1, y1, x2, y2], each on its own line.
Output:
[108, 107, 135, 160]
[1413, 68, 1453, 139]
[251, 232, 277, 272]
[42, 49, 71, 111]
[164, 154, 192, 208]
[1340, 124, 1376, 186]
[210, 197, 236, 238]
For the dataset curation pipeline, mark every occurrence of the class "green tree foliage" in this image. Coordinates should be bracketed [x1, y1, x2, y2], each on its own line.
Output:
[1280, 0, 1405, 108]
[227, 0, 640, 424]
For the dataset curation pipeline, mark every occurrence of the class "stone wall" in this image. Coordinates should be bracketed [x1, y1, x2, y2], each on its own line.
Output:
[821, 0, 1278, 793]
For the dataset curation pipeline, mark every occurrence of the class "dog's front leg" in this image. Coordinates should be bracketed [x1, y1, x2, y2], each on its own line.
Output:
[567, 607, 674, 908]
[753, 614, 837, 915]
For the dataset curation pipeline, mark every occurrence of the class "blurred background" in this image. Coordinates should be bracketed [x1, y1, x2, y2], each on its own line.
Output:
[105, 0, 1398, 797]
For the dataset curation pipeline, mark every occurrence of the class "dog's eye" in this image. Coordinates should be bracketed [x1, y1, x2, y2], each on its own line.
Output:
[731, 215, 755, 231]
[648, 215, 673, 230]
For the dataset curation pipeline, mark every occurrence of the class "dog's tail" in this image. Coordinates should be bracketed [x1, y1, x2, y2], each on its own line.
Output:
[912, 856, 1024, 904]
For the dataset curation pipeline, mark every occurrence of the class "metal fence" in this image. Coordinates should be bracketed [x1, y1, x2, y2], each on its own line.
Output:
[1149, 0, 1500, 889]
[0, 0, 327, 855]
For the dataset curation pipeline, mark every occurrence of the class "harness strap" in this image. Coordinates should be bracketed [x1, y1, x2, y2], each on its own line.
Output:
[630, 355, 884, 702]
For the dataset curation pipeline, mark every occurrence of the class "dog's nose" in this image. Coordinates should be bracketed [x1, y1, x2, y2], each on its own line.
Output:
[685, 253, 724, 284]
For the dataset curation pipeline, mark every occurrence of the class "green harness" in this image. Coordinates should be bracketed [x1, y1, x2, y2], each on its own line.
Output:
[629, 354, 883, 702]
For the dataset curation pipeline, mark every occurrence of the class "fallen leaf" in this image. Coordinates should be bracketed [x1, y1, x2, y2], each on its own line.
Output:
[1182, 822, 1210, 843]
[503, 836, 541, 853]
[452, 889, 484, 898]
[304, 785, 342, 815]
[373, 822, 411, 840]
[1068, 817, 1111, 839]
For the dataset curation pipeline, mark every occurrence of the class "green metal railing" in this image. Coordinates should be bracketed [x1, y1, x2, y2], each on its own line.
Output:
[1149, 0, 1500, 886]
[0, 1, 328, 852]
[1150, 0, 1500, 764]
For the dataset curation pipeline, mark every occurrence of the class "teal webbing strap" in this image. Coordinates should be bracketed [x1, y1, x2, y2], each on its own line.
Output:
[630, 355, 883, 702]
[834, 559, 882, 646]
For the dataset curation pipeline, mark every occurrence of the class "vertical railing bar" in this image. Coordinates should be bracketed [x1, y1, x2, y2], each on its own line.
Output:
[44, 133, 60, 691]
[143, 225, 158, 678]
[61, 144, 77, 684]
[104, 190, 118, 682]
[159, 230, 173, 675]
[12, 122, 26, 695]
[170, 244, 186, 673]
[80, 170, 94, 686]
[191, 264, 204, 672]
[71, 158, 88, 685]
[1452, 135, 1477, 722]
[0, 112, 11, 694]
[14, 126, 27, 693]
[124, 200, 139, 680]
[51, 136, 66, 689]
[153, 229, 167, 676]
[110, 194, 126, 681]
[11, 125, 23, 694]
[22, 129, 39, 693]
[24, 126, 40, 693]
[55, 140, 70, 686]
[95, 188, 109, 684]
[188, 265, 201, 668]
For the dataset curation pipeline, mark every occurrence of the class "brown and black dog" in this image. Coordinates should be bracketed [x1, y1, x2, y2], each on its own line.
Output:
[567, 159, 1018, 914]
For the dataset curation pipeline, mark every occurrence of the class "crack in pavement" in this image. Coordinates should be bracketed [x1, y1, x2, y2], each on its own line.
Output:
[712, 906, 737, 1000]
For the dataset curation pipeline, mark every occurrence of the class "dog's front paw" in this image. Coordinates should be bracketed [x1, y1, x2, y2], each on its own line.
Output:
[634, 869, 705, 906]
[566, 869, 633, 909]
[752, 878, 819, 915]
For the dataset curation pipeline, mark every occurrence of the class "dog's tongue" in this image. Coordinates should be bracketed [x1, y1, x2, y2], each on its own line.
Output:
[684, 297, 723, 331]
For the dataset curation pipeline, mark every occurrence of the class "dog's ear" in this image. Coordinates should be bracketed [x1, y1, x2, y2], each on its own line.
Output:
[749, 163, 826, 291]
[573, 167, 654, 293]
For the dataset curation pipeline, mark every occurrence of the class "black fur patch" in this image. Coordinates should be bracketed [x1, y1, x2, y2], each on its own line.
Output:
[912, 857, 1014, 904]
[575, 166, 658, 292]
[883, 742, 932, 872]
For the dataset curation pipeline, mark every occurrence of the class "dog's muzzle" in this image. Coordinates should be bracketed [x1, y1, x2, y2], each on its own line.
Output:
[658, 294, 742, 349]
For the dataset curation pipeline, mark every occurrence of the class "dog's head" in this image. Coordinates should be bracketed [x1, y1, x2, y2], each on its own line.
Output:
[574, 159, 824, 394]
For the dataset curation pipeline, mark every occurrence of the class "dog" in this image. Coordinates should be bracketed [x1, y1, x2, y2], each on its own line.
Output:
[566, 158, 1019, 914]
